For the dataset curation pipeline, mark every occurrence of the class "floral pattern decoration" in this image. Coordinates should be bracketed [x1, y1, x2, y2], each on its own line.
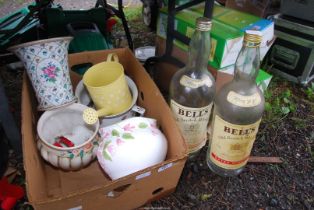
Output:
[101, 121, 158, 161]
[59, 139, 99, 159]
[41, 62, 61, 83]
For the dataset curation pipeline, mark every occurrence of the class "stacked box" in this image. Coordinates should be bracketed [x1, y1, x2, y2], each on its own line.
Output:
[157, 8, 244, 69]
[191, 3, 274, 60]
[157, 4, 274, 68]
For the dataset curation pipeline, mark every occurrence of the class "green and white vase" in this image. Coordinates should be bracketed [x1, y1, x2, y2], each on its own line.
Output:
[8, 37, 76, 111]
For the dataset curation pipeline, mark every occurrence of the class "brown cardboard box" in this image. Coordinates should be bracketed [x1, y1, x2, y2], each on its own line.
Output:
[153, 37, 232, 94]
[22, 48, 188, 209]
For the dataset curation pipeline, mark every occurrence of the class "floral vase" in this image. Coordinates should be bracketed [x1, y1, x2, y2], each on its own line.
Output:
[8, 37, 76, 111]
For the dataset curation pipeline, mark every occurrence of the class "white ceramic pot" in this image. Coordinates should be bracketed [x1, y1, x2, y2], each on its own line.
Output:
[37, 103, 100, 170]
[8, 37, 76, 111]
[97, 117, 168, 180]
[75, 76, 145, 128]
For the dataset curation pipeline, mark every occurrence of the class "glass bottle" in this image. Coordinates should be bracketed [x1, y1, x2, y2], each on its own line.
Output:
[206, 30, 265, 176]
[169, 17, 215, 158]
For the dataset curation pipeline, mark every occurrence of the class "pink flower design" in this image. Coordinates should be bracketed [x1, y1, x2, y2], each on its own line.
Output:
[107, 144, 116, 156]
[150, 123, 158, 129]
[71, 149, 80, 156]
[84, 142, 93, 152]
[123, 123, 135, 132]
[116, 138, 125, 146]
[150, 123, 159, 136]
[42, 63, 60, 83]
[151, 129, 159, 136]
[43, 66, 57, 78]
[44, 66, 56, 77]
[100, 130, 110, 139]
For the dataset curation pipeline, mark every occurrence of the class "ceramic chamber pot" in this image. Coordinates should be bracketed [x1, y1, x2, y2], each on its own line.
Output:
[37, 103, 100, 170]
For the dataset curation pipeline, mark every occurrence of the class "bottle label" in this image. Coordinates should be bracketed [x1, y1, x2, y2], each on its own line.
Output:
[209, 115, 261, 170]
[180, 75, 212, 89]
[227, 91, 261, 107]
[170, 100, 213, 153]
[209, 39, 217, 62]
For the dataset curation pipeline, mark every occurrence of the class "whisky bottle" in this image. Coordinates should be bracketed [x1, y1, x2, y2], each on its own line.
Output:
[169, 17, 215, 158]
[207, 30, 265, 176]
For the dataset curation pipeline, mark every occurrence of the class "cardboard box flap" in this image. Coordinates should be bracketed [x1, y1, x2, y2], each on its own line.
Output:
[22, 76, 47, 201]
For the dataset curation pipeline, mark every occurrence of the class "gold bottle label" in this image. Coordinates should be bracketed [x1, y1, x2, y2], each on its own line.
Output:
[209, 115, 261, 170]
[227, 91, 261, 107]
[180, 75, 213, 89]
[209, 39, 217, 62]
[170, 100, 213, 153]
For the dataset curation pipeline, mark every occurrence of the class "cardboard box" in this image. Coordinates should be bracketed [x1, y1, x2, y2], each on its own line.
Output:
[157, 7, 244, 69]
[190, 3, 275, 60]
[22, 48, 188, 209]
[154, 37, 272, 93]
[156, 4, 274, 68]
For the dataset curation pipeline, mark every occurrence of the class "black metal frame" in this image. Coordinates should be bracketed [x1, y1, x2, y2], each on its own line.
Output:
[95, 0, 134, 50]
[144, 0, 214, 69]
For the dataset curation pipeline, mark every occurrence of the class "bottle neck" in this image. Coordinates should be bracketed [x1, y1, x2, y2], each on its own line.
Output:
[186, 29, 211, 72]
[234, 41, 260, 83]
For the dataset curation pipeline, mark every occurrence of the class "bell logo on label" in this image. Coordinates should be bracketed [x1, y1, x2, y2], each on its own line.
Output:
[177, 108, 209, 118]
[223, 126, 256, 135]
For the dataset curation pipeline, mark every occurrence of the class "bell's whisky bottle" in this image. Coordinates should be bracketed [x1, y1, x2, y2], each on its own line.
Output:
[169, 17, 215, 157]
[207, 30, 265, 176]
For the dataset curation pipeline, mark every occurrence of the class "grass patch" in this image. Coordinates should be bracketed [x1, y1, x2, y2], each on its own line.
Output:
[304, 82, 314, 102]
[124, 6, 142, 21]
[263, 76, 297, 122]
[113, 6, 142, 24]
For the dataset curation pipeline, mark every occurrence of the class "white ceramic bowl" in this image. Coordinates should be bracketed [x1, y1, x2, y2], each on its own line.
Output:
[37, 103, 100, 170]
[97, 117, 168, 180]
[75, 76, 145, 127]
[75, 79, 91, 106]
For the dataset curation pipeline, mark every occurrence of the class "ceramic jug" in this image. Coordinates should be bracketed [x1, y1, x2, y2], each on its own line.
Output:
[8, 37, 76, 111]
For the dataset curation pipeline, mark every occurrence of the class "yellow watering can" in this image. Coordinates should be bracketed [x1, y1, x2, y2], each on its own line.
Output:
[82, 54, 132, 124]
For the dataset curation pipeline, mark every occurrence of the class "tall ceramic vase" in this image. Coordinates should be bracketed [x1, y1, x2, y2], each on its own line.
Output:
[8, 37, 76, 111]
